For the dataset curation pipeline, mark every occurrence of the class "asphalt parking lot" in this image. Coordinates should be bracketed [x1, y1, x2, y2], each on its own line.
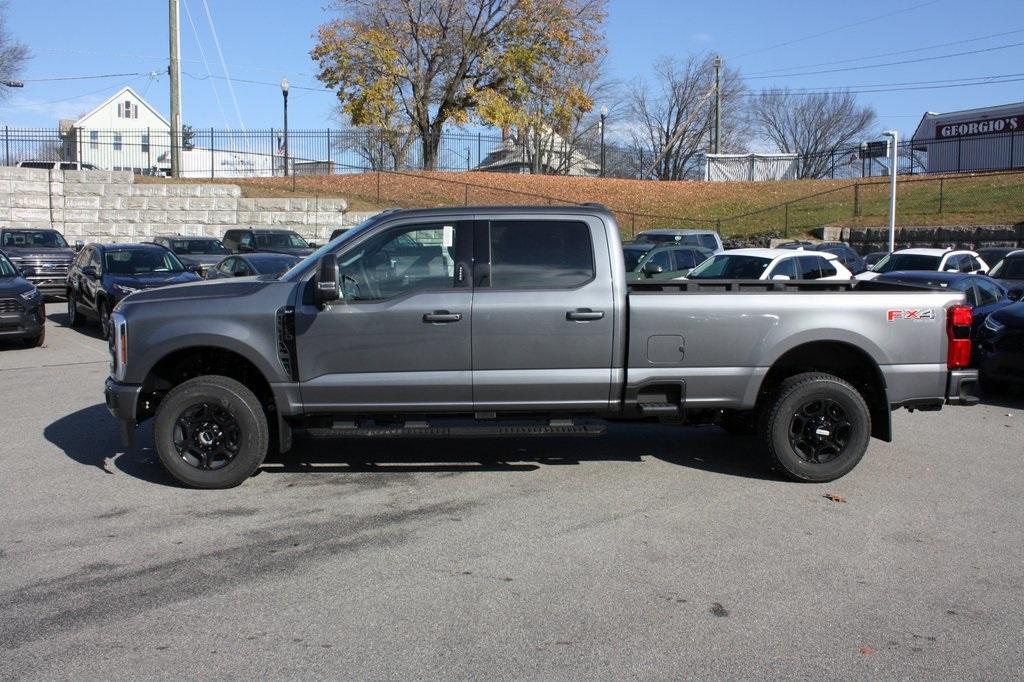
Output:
[1, 310, 1022, 679]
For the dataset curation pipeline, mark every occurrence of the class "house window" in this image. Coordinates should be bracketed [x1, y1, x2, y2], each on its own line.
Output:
[113, 133, 123, 152]
[89, 130, 98, 150]
[118, 100, 137, 119]
[141, 134, 149, 154]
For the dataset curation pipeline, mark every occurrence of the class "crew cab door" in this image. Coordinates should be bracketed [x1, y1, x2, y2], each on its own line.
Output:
[471, 216, 616, 411]
[294, 219, 474, 412]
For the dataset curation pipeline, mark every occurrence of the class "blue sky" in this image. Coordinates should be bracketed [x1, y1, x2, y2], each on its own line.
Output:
[3, 0, 1023, 141]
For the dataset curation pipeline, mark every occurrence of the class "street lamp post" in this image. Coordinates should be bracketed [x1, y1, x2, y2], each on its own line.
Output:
[599, 105, 608, 177]
[281, 77, 290, 177]
[881, 130, 898, 253]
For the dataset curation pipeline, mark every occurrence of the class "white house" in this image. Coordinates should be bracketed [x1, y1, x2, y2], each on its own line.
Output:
[63, 86, 172, 174]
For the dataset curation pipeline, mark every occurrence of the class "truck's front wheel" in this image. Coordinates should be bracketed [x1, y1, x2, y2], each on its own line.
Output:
[153, 375, 269, 488]
[760, 372, 871, 483]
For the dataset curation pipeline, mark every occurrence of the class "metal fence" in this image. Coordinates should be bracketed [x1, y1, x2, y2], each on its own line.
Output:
[5, 125, 1023, 181]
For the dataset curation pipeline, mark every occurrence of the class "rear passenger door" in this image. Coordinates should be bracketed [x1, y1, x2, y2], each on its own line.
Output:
[470, 216, 616, 411]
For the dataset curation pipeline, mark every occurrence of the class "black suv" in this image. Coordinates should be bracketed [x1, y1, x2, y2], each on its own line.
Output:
[0, 227, 78, 299]
[0, 250, 45, 347]
[67, 243, 201, 338]
[222, 228, 315, 257]
[150, 235, 230, 276]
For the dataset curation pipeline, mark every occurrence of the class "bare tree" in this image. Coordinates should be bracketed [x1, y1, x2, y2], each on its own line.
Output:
[751, 89, 876, 179]
[627, 54, 747, 181]
[0, 1, 28, 99]
[331, 107, 416, 171]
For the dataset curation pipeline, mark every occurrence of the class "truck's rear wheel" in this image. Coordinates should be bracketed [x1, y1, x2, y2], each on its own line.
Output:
[153, 375, 268, 488]
[759, 372, 871, 483]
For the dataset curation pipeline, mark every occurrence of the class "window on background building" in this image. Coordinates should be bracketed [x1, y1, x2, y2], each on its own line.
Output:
[141, 134, 149, 154]
[89, 130, 98, 149]
[113, 134, 122, 152]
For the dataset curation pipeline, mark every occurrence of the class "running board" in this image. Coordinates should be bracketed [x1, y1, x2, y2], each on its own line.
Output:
[303, 420, 607, 439]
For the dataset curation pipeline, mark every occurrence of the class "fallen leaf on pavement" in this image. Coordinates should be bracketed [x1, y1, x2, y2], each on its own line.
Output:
[823, 493, 847, 503]
[859, 646, 876, 656]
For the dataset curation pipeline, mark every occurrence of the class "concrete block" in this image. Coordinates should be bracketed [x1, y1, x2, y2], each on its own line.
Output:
[11, 194, 51, 209]
[63, 195, 102, 210]
[209, 210, 237, 224]
[164, 184, 203, 197]
[100, 209, 143, 223]
[104, 183, 133, 196]
[317, 199, 348, 212]
[11, 180, 50, 195]
[11, 207, 54, 222]
[62, 222, 90, 237]
[63, 170, 111, 183]
[187, 197, 216, 210]
[237, 198, 258, 211]
[98, 196, 123, 211]
[13, 168, 48, 182]
[212, 197, 237, 210]
[63, 209, 99, 223]
[251, 198, 289, 211]
[143, 210, 167, 224]
[120, 196, 148, 210]
[133, 185, 167, 196]
[64, 182, 105, 196]
[286, 198, 309, 211]
[163, 197, 189, 211]
[198, 184, 241, 197]
[312, 212, 347, 226]
[270, 212, 303, 225]
[0, 167, 22, 179]
[164, 211, 190, 224]
[185, 210, 209, 223]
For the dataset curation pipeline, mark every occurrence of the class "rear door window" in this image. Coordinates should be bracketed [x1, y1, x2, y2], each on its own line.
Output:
[797, 256, 823, 280]
[769, 258, 798, 279]
[818, 257, 838, 277]
[976, 278, 1002, 306]
[487, 220, 594, 289]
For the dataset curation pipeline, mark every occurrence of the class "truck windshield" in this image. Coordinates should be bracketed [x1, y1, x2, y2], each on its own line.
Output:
[687, 254, 772, 279]
[0, 255, 16, 277]
[1, 230, 68, 248]
[873, 253, 941, 273]
[105, 249, 186, 275]
[168, 239, 228, 255]
[255, 232, 309, 249]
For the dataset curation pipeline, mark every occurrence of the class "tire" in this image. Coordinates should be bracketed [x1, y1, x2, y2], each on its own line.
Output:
[153, 375, 269, 489]
[67, 292, 83, 327]
[718, 410, 755, 436]
[98, 299, 112, 340]
[759, 372, 871, 483]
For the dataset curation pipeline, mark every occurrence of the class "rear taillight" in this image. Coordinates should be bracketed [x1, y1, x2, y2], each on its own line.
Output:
[946, 304, 972, 369]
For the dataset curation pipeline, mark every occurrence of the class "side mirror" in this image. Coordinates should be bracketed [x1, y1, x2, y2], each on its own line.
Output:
[81, 265, 98, 279]
[771, 274, 791, 281]
[74, 240, 84, 252]
[315, 254, 340, 306]
[641, 262, 664, 277]
[1008, 287, 1024, 302]
[307, 241, 319, 249]
[185, 263, 201, 273]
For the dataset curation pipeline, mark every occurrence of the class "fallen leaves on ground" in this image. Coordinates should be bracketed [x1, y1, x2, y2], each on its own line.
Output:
[823, 493, 847, 503]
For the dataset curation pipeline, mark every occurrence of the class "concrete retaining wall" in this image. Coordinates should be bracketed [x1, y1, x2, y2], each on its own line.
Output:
[0, 166, 356, 243]
[819, 224, 1024, 253]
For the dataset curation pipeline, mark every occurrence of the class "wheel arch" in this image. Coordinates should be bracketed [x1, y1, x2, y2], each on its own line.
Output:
[755, 340, 891, 442]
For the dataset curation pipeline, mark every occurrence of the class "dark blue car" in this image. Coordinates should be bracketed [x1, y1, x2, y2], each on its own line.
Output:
[977, 302, 1024, 394]
[66, 243, 202, 338]
[874, 270, 1023, 343]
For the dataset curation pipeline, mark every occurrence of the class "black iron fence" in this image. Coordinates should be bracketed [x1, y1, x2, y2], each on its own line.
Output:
[4, 125, 1023, 181]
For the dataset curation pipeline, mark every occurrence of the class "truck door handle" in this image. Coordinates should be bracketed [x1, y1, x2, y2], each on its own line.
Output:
[566, 308, 605, 321]
[423, 310, 462, 323]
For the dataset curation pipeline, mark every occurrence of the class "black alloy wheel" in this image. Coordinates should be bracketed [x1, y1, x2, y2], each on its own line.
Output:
[788, 398, 852, 464]
[172, 402, 242, 471]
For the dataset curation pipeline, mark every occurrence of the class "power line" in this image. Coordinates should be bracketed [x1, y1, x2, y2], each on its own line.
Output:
[741, 73, 1024, 97]
[742, 40, 1024, 80]
[201, 0, 245, 130]
[732, 0, 944, 59]
[19, 72, 147, 82]
[745, 27, 1024, 77]
[1, 75, 148, 108]
[181, 0, 231, 129]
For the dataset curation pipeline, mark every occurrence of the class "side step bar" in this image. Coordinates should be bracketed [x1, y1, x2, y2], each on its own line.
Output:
[303, 419, 607, 439]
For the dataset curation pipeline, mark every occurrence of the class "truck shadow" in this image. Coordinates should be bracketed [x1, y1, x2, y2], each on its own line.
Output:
[45, 405, 779, 486]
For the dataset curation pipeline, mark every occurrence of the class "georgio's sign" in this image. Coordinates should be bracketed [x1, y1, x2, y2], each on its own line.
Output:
[936, 115, 1022, 139]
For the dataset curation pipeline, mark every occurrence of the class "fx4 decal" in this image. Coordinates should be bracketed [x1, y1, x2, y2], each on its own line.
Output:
[887, 309, 935, 322]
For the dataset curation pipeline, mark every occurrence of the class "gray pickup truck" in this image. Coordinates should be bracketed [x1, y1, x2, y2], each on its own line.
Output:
[104, 206, 978, 488]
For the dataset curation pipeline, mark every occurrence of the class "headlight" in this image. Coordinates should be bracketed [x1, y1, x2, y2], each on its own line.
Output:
[983, 316, 1005, 333]
[112, 283, 140, 296]
[19, 287, 41, 303]
[111, 312, 128, 381]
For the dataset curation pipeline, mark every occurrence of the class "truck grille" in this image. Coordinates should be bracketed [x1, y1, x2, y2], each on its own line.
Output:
[12, 256, 71, 278]
[0, 298, 22, 314]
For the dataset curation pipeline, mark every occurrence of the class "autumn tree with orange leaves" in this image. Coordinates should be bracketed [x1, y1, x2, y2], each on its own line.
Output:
[312, 0, 607, 170]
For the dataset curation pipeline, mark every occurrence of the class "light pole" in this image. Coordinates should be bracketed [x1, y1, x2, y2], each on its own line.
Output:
[599, 105, 608, 177]
[281, 77, 290, 177]
[881, 130, 898, 252]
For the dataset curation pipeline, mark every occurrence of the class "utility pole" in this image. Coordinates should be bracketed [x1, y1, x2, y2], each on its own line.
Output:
[168, 0, 182, 178]
[713, 55, 722, 155]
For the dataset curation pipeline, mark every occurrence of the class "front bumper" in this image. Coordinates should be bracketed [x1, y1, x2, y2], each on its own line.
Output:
[105, 377, 143, 445]
[946, 369, 980, 406]
[0, 303, 45, 339]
